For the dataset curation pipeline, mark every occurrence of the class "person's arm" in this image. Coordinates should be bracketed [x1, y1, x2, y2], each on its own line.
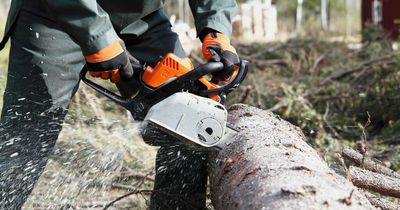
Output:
[41, 1, 135, 82]
[188, 0, 237, 40]
[189, 0, 239, 81]
[40, 0, 118, 55]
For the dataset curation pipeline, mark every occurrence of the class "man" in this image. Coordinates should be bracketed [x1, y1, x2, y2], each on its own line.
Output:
[0, 1, 239, 209]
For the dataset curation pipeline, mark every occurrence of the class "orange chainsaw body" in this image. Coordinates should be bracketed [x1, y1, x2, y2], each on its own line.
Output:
[142, 53, 220, 101]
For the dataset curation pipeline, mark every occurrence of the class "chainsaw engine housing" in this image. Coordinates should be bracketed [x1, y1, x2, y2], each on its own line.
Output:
[144, 92, 232, 148]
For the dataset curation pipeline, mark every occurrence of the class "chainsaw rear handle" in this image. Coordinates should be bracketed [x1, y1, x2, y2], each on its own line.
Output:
[79, 61, 225, 109]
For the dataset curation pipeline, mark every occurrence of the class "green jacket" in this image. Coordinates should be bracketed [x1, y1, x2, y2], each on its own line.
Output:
[0, 0, 237, 55]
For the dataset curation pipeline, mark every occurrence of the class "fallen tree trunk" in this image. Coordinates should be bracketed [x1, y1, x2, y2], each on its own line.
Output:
[208, 104, 375, 210]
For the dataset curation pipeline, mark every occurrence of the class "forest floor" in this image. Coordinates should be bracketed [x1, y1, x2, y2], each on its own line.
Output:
[229, 37, 400, 172]
[0, 35, 395, 209]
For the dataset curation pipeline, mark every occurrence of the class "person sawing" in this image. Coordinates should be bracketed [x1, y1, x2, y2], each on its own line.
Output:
[0, 1, 239, 209]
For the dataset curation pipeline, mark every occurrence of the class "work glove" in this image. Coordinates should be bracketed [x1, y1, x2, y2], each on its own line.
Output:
[202, 31, 240, 81]
[85, 39, 138, 83]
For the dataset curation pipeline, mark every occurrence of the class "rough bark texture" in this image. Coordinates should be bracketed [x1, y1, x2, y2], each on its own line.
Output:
[208, 104, 375, 210]
[343, 148, 400, 179]
[364, 191, 400, 210]
[349, 166, 400, 198]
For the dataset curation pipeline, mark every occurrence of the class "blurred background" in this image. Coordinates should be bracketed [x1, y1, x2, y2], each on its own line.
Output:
[0, 0, 399, 209]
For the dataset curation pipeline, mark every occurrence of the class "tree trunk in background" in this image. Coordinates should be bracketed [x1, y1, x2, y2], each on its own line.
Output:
[208, 104, 375, 210]
[296, 0, 304, 32]
[345, 0, 352, 38]
[321, 0, 329, 31]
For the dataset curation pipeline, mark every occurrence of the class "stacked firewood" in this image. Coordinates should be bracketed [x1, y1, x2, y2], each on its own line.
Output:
[340, 147, 400, 210]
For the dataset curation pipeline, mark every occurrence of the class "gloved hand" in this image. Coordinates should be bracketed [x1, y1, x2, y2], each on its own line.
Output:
[202, 31, 240, 80]
[85, 39, 138, 83]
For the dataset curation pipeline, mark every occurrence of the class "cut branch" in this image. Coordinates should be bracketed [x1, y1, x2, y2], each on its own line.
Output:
[102, 189, 153, 210]
[349, 166, 400, 198]
[239, 85, 253, 103]
[364, 191, 400, 210]
[343, 148, 400, 179]
[326, 52, 399, 81]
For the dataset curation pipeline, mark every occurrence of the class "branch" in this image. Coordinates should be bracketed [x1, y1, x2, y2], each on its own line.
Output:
[239, 85, 253, 103]
[105, 169, 154, 209]
[363, 191, 400, 210]
[349, 166, 400, 198]
[310, 54, 325, 72]
[117, 171, 155, 182]
[102, 189, 153, 210]
[266, 100, 287, 112]
[239, 56, 286, 66]
[325, 52, 399, 81]
[343, 148, 400, 179]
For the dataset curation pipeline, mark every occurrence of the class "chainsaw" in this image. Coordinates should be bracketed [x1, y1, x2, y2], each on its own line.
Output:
[80, 52, 248, 150]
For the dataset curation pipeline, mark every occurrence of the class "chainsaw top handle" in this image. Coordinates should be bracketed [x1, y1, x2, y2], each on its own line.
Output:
[79, 61, 225, 111]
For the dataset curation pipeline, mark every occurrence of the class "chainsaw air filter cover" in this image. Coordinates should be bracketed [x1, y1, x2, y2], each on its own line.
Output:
[144, 92, 229, 148]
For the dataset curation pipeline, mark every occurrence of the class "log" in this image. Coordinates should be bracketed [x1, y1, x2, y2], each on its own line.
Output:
[364, 191, 400, 210]
[342, 147, 400, 179]
[349, 166, 400, 198]
[208, 104, 375, 210]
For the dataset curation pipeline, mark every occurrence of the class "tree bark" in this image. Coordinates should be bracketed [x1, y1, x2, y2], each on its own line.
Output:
[208, 104, 375, 210]
[349, 166, 400, 198]
[320, 0, 329, 31]
[364, 191, 400, 210]
[296, 0, 304, 32]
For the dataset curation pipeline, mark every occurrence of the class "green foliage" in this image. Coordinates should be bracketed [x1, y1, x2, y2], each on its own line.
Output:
[362, 24, 391, 43]
[303, 0, 321, 14]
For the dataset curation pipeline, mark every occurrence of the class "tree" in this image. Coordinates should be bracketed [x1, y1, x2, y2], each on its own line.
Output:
[296, 0, 304, 32]
[320, 0, 329, 30]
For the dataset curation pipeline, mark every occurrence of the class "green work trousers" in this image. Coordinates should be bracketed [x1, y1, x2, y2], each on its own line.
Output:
[0, 5, 207, 210]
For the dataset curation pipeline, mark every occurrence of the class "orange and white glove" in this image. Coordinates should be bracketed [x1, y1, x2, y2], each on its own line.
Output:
[85, 40, 137, 83]
[202, 31, 240, 80]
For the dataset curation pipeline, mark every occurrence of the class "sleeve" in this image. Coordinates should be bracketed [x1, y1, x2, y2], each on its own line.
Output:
[189, 0, 238, 38]
[40, 0, 119, 55]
